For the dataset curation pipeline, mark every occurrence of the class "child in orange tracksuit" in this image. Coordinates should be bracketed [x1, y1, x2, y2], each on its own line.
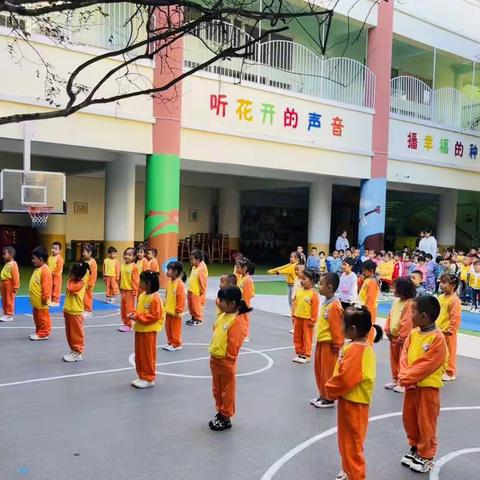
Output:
[129, 271, 165, 389]
[186, 249, 208, 326]
[384, 277, 416, 393]
[268, 251, 302, 311]
[311, 272, 344, 408]
[29, 246, 53, 341]
[358, 260, 380, 344]
[325, 307, 382, 480]
[82, 243, 97, 318]
[146, 248, 160, 273]
[136, 246, 149, 275]
[208, 286, 250, 431]
[119, 247, 139, 333]
[0, 246, 20, 322]
[436, 273, 461, 381]
[292, 269, 320, 364]
[63, 262, 89, 363]
[103, 246, 120, 304]
[215, 274, 238, 315]
[48, 241, 64, 307]
[398, 295, 448, 474]
[235, 257, 255, 342]
[162, 260, 186, 351]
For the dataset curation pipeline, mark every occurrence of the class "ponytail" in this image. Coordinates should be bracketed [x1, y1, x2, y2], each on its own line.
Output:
[238, 299, 253, 315]
[372, 324, 383, 343]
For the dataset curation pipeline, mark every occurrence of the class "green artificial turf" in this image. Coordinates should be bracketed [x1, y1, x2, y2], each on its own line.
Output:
[253, 281, 289, 296]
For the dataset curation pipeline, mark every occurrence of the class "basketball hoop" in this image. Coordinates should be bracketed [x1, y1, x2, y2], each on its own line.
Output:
[27, 206, 53, 229]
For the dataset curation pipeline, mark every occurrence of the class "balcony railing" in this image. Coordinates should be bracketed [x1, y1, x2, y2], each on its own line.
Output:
[390, 76, 480, 133]
[183, 21, 375, 110]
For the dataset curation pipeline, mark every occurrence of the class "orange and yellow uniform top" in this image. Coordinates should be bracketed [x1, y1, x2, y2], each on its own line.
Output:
[134, 292, 164, 333]
[1, 260, 20, 290]
[47, 254, 64, 277]
[85, 258, 97, 290]
[103, 258, 120, 280]
[268, 262, 298, 286]
[209, 311, 245, 360]
[324, 341, 376, 404]
[137, 257, 149, 275]
[460, 264, 471, 283]
[29, 264, 52, 310]
[384, 299, 413, 340]
[316, 297, 344, 348]
[148, 258, 160, 273]
[376, 260, 394, 281]
[188, 261, 208, 297]
[398, 327, 448, 388]
[63, 278, 86, 315]
[358, 276, 379, 323]
[165, 278, 186, 317]
[292, 287, 319, 322]
[120, 263, 139, 293]
[237, 274, 255, 308]
[436, 293, 461, 334]
[469, 271, 480, 289]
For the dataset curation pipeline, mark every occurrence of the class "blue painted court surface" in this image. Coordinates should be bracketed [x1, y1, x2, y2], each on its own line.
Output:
[13, 295, 118, 315]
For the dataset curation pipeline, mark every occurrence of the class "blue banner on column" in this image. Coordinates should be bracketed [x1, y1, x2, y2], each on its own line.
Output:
[358, 177, 387, 252]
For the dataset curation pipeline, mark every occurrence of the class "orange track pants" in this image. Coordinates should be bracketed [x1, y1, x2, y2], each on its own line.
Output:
[165, 313, 182, 347]
[242, 313, 250, 338]
[188, 291, 204, 321]
[210, 357, 237, 418]
[444, 333, 457, 377]
[338, 397, 369, 480]
[104, 276, 119, 298]
[1, 280, 15, 316]
[121, 290, 136, 327]
[293, 316, 314, 358]
[84, 288, 94, 313]
[51, 274, 62, 303]
[64, 312, 85, 353]
[389, 340, 402, 381]
[314, 342, 339, 399]
[33, 308, 51, 338]
[403, 387, 440, 459]
[135, 331, 157, 381]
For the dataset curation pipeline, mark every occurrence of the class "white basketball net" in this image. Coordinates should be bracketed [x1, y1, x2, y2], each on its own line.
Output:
[27, 206, 53, 229]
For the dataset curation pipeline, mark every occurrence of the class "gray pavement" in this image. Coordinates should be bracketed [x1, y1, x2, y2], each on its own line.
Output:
[0, 301, 479, 480]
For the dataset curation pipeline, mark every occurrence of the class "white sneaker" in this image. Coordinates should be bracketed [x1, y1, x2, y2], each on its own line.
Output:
[83, 311, 93, 318]
[289, 328, 294, 334]
[50, 302, 60, 308]
[393, 385, 405, 393]
[132, 379, 155, 389]
[131, 378, 141, 387]
[243, 337, 250, 343]
[384, 381, 397, 390]
[0, 315, 13, 322]
[336, 471, 348, 480]
[29, 333, 49, 341]
[442, 373, 456, 381]
[104, 298, 110, 304]
[63, 351, 83, 362]
[162, 344, 182, 351]
[292, 355, 307, 364]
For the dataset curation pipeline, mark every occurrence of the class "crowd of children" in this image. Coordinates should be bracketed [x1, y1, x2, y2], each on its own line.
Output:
[0, 238, 471, 478]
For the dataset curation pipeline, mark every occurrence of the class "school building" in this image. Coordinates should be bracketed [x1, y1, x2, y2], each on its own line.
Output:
[1, 0, 480, 273]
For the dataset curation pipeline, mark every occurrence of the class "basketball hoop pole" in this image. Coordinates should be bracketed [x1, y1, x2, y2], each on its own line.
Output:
[23, 122, 34, 173]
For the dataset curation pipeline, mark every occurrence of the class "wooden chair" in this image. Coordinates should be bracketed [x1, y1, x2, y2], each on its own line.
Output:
[211, 235, 221, 262]
[220, 234, 230, 263]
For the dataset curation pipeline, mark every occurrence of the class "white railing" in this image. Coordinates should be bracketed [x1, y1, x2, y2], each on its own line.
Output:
[390, 76, 480, 133]
[183, 21, 376, 109]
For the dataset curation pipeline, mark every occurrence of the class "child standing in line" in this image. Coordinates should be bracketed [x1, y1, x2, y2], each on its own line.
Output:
[306, 247, 321, 273]
[358, 260, 380, 344]
[268, 252, 302, 311]
[186, 249, 208, 326]
[311, 273, 344, 408]
[146, 248, 160, 273]
[162, 261, 186, 352]
[63, 262, 89, 362]
[129, 271, 165, 389]
[468, 260, 480, 312]
[292, 269, 320, 364]
[119, 247, 139, 333]
[0, 246, 20, 322]
[436, 274, 461, 381]
[103, 246, 120, 304]
[411, 270, 427, 296]
[216, 274, 237, 315]
[459, 256, 472, 305]
[136, 246, 149, 275]
[29, 246, 53, 341]
[325, 307, 382, 480]
[288, 262, 306, 333]
[338, 257, 358, 309]
[398, 295, 448, 473]
[384, 277, 416, 393]
[82, 243, 97, 318]
[48, 241, 64, 307]
[392, 252, 405, 283]
[209, 286, 250, 431]
[235, 257, 255, 342]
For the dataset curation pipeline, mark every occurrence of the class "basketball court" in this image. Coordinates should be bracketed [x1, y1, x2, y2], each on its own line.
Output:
[0, 292, 479, 480]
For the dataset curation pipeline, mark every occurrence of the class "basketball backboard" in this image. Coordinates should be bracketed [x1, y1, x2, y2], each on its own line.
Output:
[0, 169, 66, 214]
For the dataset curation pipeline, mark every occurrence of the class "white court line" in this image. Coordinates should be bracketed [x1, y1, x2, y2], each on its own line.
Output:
[260, 406, 480, 480]
[0, 323, 120, 330]
[430, 448, 480, 479]
[0, 344, 292, 388]
[24, 311, 120, 320]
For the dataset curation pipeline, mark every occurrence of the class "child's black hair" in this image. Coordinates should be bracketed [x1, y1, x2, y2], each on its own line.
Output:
[319, 250, 326, 256]
[439, 272, 460, 289]
[32, 246, 48, 262]
[412, 295, 441, 322]
[221, 274, 238, 286]
[140, 270, 160, 293]
[70, 262, 89, 280]
[83, 242, 96, 257]
[52, 241, 62, 250]
[217, 286, 252, 315]
[107, 246, 118, 254]
[237, 257, 255, 275]
[343, 257, 355, 267]
[123, 247, 136, 256]
[393, 277, 416, 300]
[343, 306, 382, 343]
[362, 259, 377, 273]
[418, 256, 426, 263]
[303, 268, 320, 285]
[411, 270, 424, 280]
[147, 248, 158, 256]
[436, 255, 444, 264]
[321, 272, 340, 292]
[3, 246, 16, 258]
[425, 253, 433, 261]
[190, 249, 203, 262]
[166, 260, 187, 282]
[291, 251, 305, 265]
